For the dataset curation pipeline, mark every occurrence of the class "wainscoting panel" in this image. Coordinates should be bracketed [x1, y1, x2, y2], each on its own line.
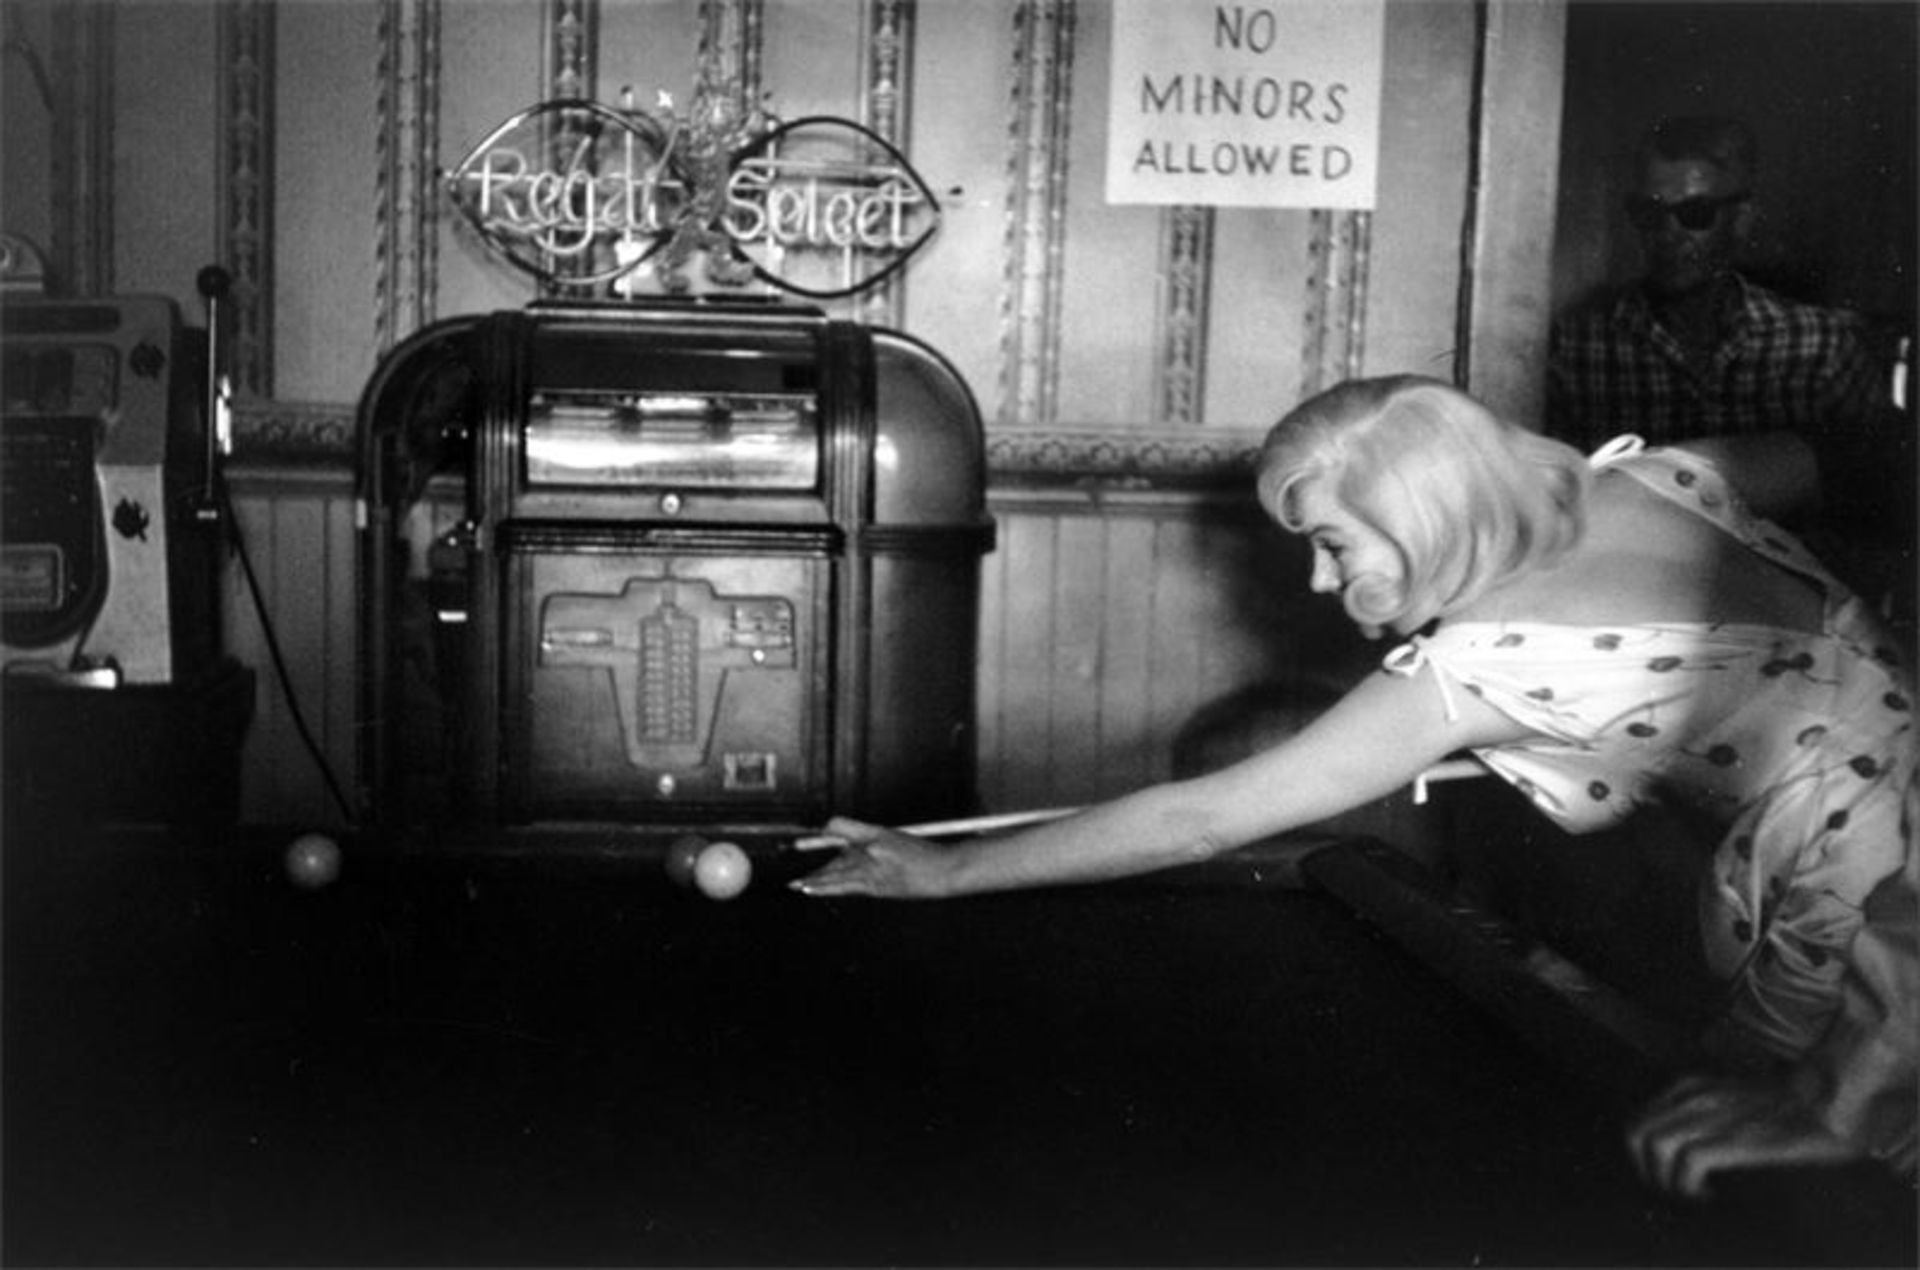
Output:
[223, 471, 359, 829]
[977, 490, 1327, 815]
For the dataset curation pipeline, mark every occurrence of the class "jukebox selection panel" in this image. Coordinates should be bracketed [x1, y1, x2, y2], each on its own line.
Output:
[506, 550, 833, 819]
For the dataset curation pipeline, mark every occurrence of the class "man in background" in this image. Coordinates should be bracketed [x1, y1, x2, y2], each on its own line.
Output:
[1547, 115, 1908, 551]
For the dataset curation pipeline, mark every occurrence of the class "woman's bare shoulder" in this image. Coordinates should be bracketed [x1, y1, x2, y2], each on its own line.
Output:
[1459, 473, 1821, 632]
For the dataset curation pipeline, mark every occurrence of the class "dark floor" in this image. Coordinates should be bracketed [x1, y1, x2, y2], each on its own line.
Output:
[2, 815, 1912, 1267]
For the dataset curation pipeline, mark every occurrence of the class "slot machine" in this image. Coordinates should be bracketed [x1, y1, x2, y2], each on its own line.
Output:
[1, 294, 217, 685]
[2, 289, 250, 828]
[358, 300, 994, 842]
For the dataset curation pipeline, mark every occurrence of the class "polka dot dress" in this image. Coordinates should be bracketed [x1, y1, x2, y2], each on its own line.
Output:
[1386, 440, 1915, 1108]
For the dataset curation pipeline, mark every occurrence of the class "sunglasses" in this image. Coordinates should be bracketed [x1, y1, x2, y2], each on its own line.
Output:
[1624, 192, 1751, 232]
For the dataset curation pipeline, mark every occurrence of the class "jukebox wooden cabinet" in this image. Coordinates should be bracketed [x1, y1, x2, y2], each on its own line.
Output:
[357, 301, 993, 842]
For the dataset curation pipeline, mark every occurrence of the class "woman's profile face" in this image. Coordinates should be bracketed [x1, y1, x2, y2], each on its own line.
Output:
[1289, 478, 1407, 634]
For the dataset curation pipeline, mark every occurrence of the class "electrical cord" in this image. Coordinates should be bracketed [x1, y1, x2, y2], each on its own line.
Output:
[217, 477, 358, 827]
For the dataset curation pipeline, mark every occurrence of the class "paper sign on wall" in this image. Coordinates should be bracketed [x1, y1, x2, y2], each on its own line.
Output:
[1106, 0, 1384, 209]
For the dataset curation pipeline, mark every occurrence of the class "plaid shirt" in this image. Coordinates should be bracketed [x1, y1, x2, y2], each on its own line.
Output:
[1546, 276, 1890, 452]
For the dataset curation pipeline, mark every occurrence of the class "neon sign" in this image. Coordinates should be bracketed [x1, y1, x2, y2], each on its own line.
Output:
[445, 99, 942, 299]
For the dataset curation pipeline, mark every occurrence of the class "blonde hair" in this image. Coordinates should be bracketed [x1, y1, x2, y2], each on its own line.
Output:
[1257, 376, 1591, 634]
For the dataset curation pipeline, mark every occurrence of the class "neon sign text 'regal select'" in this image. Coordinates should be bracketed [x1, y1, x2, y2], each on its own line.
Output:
[445, 100, 942, 298]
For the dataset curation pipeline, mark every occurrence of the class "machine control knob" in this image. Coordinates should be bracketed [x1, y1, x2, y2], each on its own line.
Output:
[659, 492, 683, 516]
[196, 265, 232, 299]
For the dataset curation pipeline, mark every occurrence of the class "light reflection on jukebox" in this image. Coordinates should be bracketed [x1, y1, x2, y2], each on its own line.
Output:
[357, 301, 994, 844]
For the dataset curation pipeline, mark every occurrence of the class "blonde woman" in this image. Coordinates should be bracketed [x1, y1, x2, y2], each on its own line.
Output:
[796, 375, 1915, 1198]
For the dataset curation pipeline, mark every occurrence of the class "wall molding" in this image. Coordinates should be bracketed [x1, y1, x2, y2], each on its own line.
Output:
[856, 0, 915, 328]
[1153, 207, 1213, 425]
[997, 0, 1075, 428]
[1301, 209, 1371, 394]
[541, 0, 597, 101]
[733, 0, 766, 120]
[232, 398, 1261, 490]
[233, 399, 357, 465]
[375, 0, 442, 356]
[986, 424, 1261, 489]
[217, 0, 276, 396]
[47, 2, 114, 296]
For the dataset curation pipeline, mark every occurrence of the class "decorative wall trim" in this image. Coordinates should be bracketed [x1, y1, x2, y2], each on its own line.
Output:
[1300, 209, 1371, 394]
[48, 2, 113, 296]
[375, 0, 442, 356]
[229, 398, 1262, 491]
[542, 0, 597, 101]
[735, 0, 765, 109]
[537, 0, 599, 290]
[856, 0, 915, 328]
[232, 399, 357, 465]
[1153, 207, 1213, 425]
[1341, 211, 1372, 379]
[996, 0, 1075, 427]
[986, 425, 1262, 489]
[218, 0, 276, 396]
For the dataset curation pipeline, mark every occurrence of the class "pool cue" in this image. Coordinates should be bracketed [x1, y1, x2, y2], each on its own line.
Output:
[1410, 756, 1485, 804]
[791, 806, 1078, 852]
[792, 757, 1490, 851]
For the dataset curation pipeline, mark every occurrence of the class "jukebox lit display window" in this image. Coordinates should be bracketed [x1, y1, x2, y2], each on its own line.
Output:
[358, 302, 994, 840]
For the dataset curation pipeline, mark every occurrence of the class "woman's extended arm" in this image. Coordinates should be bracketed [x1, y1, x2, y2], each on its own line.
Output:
[792, 659, 1535, 899]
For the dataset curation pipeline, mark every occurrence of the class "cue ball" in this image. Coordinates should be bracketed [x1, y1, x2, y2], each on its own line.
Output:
[693, 840, 752, 901]
[284, 832, 342, 889]
[664, 834, 707, 888]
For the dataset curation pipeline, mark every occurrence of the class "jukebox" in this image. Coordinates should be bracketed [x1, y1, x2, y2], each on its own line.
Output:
[358, 301, 994, 843]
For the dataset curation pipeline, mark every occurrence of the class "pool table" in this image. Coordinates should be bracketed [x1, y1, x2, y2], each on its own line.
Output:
[3, 813, 1912, 1266]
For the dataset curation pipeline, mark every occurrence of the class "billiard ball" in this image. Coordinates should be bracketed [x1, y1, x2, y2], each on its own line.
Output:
[693, 840, 752, 901]
[284, 832, 342, 889]
[664, 834, 707, 888]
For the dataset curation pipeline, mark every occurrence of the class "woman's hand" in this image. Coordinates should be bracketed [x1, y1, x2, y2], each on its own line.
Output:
[1626, 1073, 1862, 1198]
[788, 817, 955, 899]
